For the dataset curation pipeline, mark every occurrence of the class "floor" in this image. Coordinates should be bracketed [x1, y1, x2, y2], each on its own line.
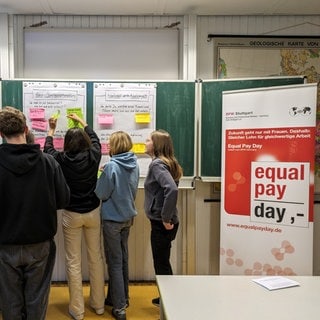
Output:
[1, 283, 160, 320]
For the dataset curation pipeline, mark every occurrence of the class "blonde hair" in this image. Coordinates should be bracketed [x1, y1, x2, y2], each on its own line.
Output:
[109, 131, 133, 156]
[151, 129, 183, 181]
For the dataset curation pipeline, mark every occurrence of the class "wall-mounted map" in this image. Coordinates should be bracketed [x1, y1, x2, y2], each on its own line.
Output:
[213, 37, 320, 83]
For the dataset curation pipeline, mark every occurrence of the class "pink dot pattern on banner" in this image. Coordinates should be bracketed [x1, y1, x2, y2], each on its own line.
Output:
[220, 247, 244, 267]
[220, 241, 297, 276]
[228, 171, 246, 192]
[271, 240, 295, 261]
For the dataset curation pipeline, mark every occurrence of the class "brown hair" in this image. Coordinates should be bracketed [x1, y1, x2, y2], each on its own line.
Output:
[151, 129, 183, 181]
[0, 106, 26, 138]
[26, 130, 35, 144]
[109, 131, 133, 156]
[63, 127, 91, 153]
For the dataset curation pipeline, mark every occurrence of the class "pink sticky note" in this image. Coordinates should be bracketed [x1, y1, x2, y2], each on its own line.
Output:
[31, 120, 47, 131]
[35, 137, 45, 148]
[29, 108, 45, 120]
[53, 137, 64, 150]
[101, 143, 110, 155]
[98, 114, 113, 125]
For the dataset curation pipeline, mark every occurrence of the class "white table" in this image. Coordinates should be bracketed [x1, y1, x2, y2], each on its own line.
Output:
[156, 275, 320, 320]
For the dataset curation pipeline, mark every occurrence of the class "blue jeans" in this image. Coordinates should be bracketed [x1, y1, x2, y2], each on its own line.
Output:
[0, 239, 56, 320]
[103, 219, 132, 310]
[150, 220, 179, 275]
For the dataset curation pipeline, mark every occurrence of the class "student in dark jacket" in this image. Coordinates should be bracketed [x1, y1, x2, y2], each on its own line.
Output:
[44, 113, 105, 320]
[0, 106, 70, 320]
[144, 129, 183, 307]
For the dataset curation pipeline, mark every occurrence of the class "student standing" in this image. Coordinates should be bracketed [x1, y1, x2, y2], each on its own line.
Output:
[0, 106, 70, 320]
[95, 131, 139, 320]
[44, 113, 105, 320]
[144, 129, 183, 306]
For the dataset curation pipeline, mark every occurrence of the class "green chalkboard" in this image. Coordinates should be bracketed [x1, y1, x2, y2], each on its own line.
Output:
[200, 77, 305, 179]
[1, 80, 23, 110]
[156, 82, 195, 177]
[1, 80, 196, 178]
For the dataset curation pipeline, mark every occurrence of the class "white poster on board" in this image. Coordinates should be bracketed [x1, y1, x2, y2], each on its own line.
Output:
[93, 82, 156, 176]
[23, 81, 87, 149]
[220, 83, 317, 275]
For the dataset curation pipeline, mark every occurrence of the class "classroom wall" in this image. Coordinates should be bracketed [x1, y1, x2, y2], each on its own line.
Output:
[197, 15, 320, 79]
[1, 13, 320, 280]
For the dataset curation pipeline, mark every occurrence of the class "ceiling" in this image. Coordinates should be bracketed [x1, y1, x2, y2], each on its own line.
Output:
[0, 0, 319, 16]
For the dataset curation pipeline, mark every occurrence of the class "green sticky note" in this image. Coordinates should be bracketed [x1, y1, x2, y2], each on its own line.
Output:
[67, 108, 83, 128]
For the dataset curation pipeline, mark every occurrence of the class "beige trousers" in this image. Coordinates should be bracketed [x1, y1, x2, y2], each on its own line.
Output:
[62, 207, 105, 317]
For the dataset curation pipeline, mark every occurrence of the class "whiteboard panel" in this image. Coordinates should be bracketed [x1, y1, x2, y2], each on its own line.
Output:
[23, 28, 179, 80]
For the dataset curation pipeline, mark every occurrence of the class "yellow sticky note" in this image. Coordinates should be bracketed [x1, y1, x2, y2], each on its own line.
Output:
[135, 113, 151, 124]
[131, 143, 146, 154]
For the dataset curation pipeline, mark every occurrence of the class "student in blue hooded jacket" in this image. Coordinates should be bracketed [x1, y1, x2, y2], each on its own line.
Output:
[95, 131, 139, 320]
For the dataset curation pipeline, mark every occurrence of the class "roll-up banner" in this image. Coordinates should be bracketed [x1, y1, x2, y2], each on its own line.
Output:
[220, 83, 317, 275]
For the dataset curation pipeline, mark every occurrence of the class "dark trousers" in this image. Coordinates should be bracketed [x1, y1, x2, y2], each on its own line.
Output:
[103, 219, 131, 310]
[150, 220, 179, 275]
[0, 239, 56, 320]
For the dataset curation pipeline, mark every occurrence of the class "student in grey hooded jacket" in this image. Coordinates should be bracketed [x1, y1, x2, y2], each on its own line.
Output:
[95, 131, 139, 320]
[144, 129, 183, 307]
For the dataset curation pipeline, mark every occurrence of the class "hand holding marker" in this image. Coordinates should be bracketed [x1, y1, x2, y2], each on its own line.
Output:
[52, 110, 60, 120]
[47, 110, 60, 136]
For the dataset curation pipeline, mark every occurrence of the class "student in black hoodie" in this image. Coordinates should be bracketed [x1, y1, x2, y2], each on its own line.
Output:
[0, 106, 70, 320]
[44, 113, 105, 320]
